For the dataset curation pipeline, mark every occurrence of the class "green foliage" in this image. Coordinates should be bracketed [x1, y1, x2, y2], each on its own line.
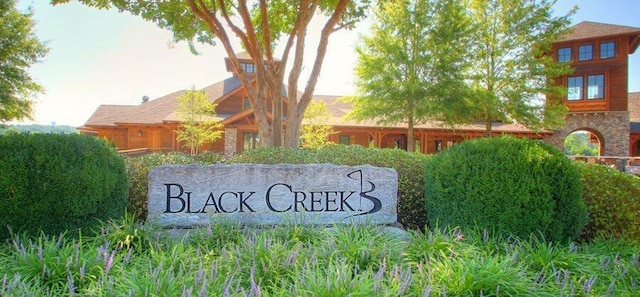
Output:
[124, 151, 223, 221]
[96, 212, 156, 253]
[1, 223, 640, 295]
[229, 145, 430, 230]
[0, 0, 49, 122]
[349, 0, 472, 151]
[0, 124, 78, 135]
[0, 133, 127, 240]
[1, 233, 113, 295]
[575, 162, 640, 243]
[466, 0, 575, 134]
[54, 0, 370, 148]
[424, 136, 587, 243]
[564, 131, 599, 156]
[175, 88, 223, 155]
[300, 99, 334, 149]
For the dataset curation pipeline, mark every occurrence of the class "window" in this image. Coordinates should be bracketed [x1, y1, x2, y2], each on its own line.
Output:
[435, 140, 442, 152]
[394, 138, 403, 149]
[587, 74, 604, 99]
[240, 62, 255, 73]
[339, 135, 350, 145]
[557, 47, 572, 62]
[567, 76, 583, 100]
[243, 132, 259, 151]
[414, 139, 421, 153]
[243, 97, 251, 110]
[578, 44, 593, 61]
[600, 42, 615, 59]
[446, 140, 455, 148]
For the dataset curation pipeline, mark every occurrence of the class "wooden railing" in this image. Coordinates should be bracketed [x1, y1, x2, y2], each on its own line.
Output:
[570, 156, 640, 175]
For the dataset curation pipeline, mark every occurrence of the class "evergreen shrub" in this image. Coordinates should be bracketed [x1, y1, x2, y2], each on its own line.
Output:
[0, 133, 128, 240]
[575, 162, 640, 243]
[229, 145, 429, 230]
[125, 152, 223, 220]
[423, 136, 587, 243]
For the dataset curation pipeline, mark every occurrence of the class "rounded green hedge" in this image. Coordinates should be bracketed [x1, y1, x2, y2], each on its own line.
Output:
[0, 133, 128, 240]
[230, 145, 429, 230]
[575, 162, 640, 243]
[424, 136, 587, 243]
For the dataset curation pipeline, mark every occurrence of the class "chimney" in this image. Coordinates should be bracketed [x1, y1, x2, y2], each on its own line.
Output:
[142, 95, 149, 103]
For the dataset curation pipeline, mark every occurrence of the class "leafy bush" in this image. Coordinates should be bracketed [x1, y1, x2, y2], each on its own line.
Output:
[0, 134, 127, 240]
[124, 151, 223, 220]
[575, 162, 640, 243]
[229, 145, 430, 230]
[423, 136, 587, 243]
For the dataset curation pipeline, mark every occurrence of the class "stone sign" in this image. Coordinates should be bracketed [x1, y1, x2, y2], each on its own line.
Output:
[148, 164, 398, 227]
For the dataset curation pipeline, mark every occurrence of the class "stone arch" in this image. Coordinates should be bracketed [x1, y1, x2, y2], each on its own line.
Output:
[544, 111, 630, 156]
[564, 128, 603, 156]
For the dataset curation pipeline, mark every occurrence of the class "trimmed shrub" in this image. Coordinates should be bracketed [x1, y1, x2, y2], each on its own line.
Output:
[575, 162, 640, 243]
[0, 134, 128, 240]
[125, 152, 223, 220]
[423, 136, 587, 243]
[229, 145, 429, 230]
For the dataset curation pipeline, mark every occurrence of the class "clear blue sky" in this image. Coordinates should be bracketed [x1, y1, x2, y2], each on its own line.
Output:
[14, 0, 640, 127]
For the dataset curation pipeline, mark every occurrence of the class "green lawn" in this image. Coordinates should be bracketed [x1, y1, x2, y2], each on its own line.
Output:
[1, 217, 638, 296]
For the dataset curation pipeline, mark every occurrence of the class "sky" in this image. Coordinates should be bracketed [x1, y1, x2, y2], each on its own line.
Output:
[12, 0, 640, 127]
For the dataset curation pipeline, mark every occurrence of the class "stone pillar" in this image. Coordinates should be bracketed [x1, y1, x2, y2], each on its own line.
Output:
[224, 128, 237, 156]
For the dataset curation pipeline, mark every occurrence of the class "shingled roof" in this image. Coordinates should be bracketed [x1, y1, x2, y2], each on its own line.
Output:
[83, 76, 244, 127]
[560, 21, 640, 53]
[311, 96, 547, 134]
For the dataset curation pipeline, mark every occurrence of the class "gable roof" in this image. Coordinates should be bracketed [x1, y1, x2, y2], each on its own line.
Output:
[83, 77, 244, 127]
[84, 105, 136, 127]
[561, 21, 640, 42]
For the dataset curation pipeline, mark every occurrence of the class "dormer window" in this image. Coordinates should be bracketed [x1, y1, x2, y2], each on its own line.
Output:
[578, 44, 593, 61]
[558, 47, 572, 62]
[600, 42, 615, 59]
[240, 62, 256, 73]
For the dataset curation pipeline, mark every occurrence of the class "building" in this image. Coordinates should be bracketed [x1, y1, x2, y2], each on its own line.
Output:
[79, 22, 640, 157]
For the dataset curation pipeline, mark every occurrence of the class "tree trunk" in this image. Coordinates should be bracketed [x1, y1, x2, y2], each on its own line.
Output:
[485, 116, 493, 137]
[407, 114, 415, 152]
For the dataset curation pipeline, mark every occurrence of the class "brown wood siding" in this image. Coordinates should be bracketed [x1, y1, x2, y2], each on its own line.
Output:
[99, 128, 128, 150]
[555, 35, 631, 112]
[217, 95, 245, 114]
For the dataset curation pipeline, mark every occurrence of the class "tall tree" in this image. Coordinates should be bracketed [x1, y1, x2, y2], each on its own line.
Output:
[467, 0, 575, 136]
[347, 0, 471, 152]
[175, 88, 223, 155]
[54, 0, 369, 148]
[300, 99, 334, 148]
[0, 0, 48, 123]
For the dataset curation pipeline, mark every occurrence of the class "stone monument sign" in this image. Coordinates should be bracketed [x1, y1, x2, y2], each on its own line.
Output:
[148, 164, 398, 227]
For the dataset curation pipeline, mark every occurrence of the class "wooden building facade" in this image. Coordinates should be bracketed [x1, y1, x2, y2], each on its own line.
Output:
[80, 22, 640, 157]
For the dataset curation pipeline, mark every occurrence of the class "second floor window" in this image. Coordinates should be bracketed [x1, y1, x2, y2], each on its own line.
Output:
[587, 74, 605, 99]
[557, 47, 572, 62]
[240, 62, 255, 73]
[600, 42, 615, 59]
[566, 74, 605, 101]
[578, 44, 593, 61]
[567, 76, 583, 100]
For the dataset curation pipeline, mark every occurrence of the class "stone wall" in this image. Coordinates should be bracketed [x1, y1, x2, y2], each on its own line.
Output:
[544, 111, 630, 156]
[224, 128, 237, 156]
